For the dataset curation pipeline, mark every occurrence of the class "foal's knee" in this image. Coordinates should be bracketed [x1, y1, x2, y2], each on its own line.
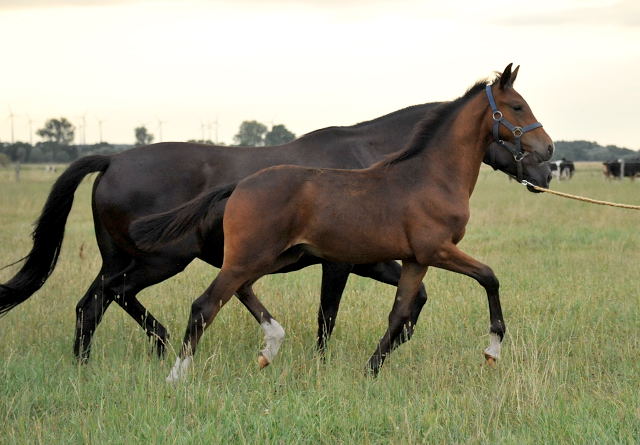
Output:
[477, 265, 499, 293]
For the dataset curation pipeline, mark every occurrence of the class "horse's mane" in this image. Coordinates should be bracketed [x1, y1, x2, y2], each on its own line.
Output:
[350, 103, 439, 128]
[382, 75, 500, 166]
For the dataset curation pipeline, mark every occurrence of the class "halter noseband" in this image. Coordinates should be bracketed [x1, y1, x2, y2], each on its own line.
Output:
[485, 84, 543, 181]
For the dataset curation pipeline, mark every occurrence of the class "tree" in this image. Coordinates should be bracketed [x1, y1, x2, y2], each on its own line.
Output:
[36, 117, 76, 161]
[134, 126, 154, 146]
[233, 120, 267, 146]
[264, 124, 296, 146]
[2, 142, 33, 162]
[37, 117, 75, 146]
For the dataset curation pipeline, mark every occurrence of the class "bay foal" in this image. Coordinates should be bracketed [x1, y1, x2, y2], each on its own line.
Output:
[132, 65, 553, 381]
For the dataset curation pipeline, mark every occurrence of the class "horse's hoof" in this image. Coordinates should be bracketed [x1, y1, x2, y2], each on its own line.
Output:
[484, 353, 497, 366]
[258, 353, 270, 369]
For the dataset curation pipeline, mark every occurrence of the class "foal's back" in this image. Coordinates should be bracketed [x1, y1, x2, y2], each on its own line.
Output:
[223, 164, 414, 266]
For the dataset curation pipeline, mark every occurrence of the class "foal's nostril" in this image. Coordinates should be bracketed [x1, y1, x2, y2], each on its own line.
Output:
[547, 173, 552, 184]
[547, 144, 554, 157]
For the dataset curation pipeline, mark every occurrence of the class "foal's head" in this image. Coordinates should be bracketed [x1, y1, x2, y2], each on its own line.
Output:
[483, 64, 554, 192]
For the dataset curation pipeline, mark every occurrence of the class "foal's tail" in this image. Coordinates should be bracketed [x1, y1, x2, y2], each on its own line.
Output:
[129, 183, 237, 251]
[0, 155, 111, 316]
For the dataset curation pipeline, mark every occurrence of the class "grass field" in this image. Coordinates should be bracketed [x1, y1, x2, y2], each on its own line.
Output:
[0, 162, 638, 444]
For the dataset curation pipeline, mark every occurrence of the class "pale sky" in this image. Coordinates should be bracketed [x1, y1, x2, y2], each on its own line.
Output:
[1, 0, 639, 148]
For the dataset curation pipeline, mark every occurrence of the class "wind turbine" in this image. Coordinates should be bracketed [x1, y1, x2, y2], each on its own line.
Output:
[8, 106, 15, 143]
[97, 118, 106, 143]
[26, 114, 33, 145]
[157, 118, 166, 142]
[208, 117, 219, 143]
[76, 113, 87, 145]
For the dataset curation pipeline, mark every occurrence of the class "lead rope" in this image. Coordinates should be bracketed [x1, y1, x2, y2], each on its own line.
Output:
[521, 180, 640, 210]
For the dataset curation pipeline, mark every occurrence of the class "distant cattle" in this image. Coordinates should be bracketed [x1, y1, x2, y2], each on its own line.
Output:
[603, 159, 640, 179]
[549, 158, 575, 180]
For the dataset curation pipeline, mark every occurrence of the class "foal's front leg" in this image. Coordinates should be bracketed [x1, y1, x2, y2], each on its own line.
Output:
[366, 261, 428, 376]
[433, 244, 505, 364]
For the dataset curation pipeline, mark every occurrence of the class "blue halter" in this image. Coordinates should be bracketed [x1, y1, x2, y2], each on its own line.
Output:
[485, 84, 543, 181]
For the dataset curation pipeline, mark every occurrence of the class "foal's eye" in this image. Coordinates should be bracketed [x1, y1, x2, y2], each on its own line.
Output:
[512, 105, 523, 112]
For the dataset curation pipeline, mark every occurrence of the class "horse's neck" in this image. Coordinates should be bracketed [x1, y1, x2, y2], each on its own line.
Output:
[354, 103, 442, 159]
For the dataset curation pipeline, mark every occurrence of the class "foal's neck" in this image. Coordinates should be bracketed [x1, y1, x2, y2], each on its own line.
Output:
[393, 93, 490, 198]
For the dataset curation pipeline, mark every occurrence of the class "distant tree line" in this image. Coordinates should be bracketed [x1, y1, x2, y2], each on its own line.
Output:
[3, 116, 635, 165]
[552, 140, 639, 162]
[0, 118, 297, 165]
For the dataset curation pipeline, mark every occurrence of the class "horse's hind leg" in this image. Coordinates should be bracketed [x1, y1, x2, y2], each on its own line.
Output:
[74, 272, 115, 362]
[110, 259, 191, 358]
[366, 261, 427, 376]
[74, 258, 187, 362]
[116, 296, 169, 358]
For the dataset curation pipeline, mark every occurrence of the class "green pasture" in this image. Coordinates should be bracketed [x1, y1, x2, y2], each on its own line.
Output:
[0, 163, 638, 444]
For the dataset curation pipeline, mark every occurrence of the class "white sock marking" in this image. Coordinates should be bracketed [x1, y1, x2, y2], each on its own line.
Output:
[484, 332, 501, 359]
[260, 320, 285, 363]
[166, 356, 192, 383]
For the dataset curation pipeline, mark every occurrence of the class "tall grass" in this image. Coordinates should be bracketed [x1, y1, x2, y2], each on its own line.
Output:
[0, 163, 638, 444]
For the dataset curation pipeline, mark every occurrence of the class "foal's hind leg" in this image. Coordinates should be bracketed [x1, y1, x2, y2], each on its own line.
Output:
[167, 269, 247, 382]
[366, 261, 428, 376]
[236, 283, 284, 368]
[433, 244, 505, 365]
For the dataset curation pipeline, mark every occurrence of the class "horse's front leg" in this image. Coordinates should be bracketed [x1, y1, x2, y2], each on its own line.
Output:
[366, 261, 427, 376]
[316, 262, 353, 353]
[432, 244, 505, 365]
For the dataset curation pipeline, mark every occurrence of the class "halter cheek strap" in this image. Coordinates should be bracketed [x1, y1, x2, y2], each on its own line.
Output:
[485, 85, 543, 181]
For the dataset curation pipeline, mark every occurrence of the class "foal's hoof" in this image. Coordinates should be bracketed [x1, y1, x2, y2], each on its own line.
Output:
[484, 353, 497, 366]
[258, 353, 270, 369]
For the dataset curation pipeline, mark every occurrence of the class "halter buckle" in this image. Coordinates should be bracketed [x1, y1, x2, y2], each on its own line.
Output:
[513, 127, 523, 137]
[514, 151, 526, 162]
[492, 111, 503, 121]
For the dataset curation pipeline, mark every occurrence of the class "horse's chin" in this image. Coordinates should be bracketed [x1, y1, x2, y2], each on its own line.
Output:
[526, 184, 543, 193]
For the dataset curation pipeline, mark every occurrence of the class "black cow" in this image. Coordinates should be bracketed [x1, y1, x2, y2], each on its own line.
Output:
[550, 158, 575, 180]
[603, 158, 640, 179]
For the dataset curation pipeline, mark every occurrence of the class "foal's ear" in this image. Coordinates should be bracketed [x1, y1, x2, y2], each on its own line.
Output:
[510, 65, 520, 86]
[499, 63, 514, 89]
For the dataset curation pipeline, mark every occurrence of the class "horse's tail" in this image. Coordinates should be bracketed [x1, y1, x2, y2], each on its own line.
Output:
[0, 155, 111, 316]
[129, 183, 237, 251]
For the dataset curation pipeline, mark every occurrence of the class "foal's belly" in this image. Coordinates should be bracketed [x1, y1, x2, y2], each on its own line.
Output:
[300, 233, 412, 265]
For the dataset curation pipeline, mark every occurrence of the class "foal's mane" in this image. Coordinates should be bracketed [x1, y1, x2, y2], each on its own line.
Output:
[382, 76, 498, 166]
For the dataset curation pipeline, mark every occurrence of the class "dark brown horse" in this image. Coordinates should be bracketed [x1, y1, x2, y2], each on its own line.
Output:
[0, 98, 447, 361]
[131, 64, 554, 381]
